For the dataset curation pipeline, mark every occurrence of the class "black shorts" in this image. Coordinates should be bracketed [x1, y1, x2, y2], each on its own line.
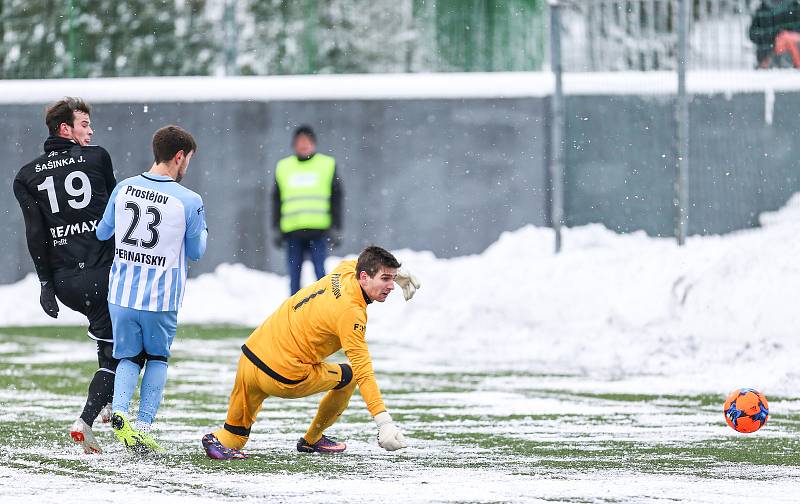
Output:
[53, 267, 113, 343]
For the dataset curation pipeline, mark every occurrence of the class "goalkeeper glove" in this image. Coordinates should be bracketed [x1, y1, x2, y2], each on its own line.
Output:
[394, 268, 421, 301]
[375, 411, 408, 451]
[40, 281, 59, 318]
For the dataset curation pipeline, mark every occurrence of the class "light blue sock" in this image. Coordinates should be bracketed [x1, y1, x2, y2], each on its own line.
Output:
[137, 360, 169, 425]
[112, 359, 141, 414]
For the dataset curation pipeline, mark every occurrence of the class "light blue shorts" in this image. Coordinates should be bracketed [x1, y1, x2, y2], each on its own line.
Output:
[109, 303, 178, 360]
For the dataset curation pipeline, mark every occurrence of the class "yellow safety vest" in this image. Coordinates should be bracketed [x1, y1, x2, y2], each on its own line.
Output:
[275, 154, 335, 233]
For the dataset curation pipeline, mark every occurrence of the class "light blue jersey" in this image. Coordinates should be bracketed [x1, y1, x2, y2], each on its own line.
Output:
[97, 173, 207, 311]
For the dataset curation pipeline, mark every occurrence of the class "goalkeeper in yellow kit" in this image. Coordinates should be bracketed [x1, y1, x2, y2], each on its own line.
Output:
[202, 246, 420, 458]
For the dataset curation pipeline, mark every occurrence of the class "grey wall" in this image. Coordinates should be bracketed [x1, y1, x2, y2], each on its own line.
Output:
[565, 92, 800, 236]
[3, 91, 798, 284]
[688, 92, 800, 234]
[2, 98, 549, 283]
[565, 95, 676, 236]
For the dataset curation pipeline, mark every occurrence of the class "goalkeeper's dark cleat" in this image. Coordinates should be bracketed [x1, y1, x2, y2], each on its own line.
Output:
[202, 433, 248, 460]
[297, 435, 346, 453]
[111, 412, 164, 454]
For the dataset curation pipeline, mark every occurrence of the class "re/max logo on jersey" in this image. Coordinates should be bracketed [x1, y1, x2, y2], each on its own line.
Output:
[50, 219, 98, 238]
[353, 323, 366, 333]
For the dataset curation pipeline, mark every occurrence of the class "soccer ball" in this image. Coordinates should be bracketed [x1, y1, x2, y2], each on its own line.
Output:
[723, 388, 769, 433]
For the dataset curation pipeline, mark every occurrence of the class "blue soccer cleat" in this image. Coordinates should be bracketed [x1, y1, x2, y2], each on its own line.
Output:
[202, 433, 249, 460]
[296, 435, 346, 453]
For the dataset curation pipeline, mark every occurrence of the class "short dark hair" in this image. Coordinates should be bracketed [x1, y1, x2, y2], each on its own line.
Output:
[45, 97, 91, 136]
[292, 125, 316, 144]
[356, 246, 401, 278]
[152, 125, 197, 164]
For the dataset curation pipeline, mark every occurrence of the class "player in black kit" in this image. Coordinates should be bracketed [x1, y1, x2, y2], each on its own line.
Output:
[13, 98, 118, 454]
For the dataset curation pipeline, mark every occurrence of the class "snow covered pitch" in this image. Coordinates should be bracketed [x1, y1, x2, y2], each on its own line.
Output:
[1, 196, 799, 503]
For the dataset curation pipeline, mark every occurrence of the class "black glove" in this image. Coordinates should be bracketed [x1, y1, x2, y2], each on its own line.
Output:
[39, 281, 59, 318]
[327, 228, 343, 249]
[273, 233, 285, 249]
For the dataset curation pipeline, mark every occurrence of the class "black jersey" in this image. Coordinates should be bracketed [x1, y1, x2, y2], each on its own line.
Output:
[13, 136, 116, 280]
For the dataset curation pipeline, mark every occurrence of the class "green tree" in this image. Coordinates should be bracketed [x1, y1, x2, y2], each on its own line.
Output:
[0, 0, 545, 79]
[420, 0, 544, 72]
[1, 0, 69, 78]
[0, 0, 215, 79]
[71, 0, 215, 77]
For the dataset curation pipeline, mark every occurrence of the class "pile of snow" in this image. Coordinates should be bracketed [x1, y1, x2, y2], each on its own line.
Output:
[2, 194, 798, 395]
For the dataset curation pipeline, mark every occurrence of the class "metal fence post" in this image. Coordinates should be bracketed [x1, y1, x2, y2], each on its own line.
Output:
[675, 0, 690, 245]
[549, 0, 565, 253]
[223, 0, 238, 76]
[67, 0, 77, 78]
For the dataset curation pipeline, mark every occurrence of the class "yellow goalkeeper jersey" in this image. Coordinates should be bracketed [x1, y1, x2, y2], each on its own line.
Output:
[243, 260, 386, 416]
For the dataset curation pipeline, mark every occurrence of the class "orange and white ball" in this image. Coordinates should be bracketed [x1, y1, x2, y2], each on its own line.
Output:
[723, 388, 769, 433]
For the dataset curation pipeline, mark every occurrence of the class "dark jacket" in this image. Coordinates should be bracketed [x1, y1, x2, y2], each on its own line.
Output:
[749, 0, 800, 64]
[13, 136, 116, 280]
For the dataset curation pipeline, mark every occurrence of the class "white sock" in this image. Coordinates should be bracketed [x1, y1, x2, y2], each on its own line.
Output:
[134, 420, 152, 433]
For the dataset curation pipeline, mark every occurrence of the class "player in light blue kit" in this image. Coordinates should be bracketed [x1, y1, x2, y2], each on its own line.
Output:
[96, 125, 207, 453]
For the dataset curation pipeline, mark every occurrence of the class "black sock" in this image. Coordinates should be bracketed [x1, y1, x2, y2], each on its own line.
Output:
[79, 369, 115, 426]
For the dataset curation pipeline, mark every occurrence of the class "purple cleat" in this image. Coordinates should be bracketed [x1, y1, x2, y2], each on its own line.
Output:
[202, 433, 249, 460]
[296, 435, 346, 453]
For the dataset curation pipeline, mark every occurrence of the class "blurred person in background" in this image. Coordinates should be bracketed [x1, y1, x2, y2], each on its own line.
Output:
[272, 125, 343, 294]
[13, 97, 117, 454]
[749, 0, 800, 67]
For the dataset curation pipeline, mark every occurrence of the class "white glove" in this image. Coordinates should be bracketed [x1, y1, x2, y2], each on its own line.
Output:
[394, 268, 421, 301]
[375, 411, 408, 451]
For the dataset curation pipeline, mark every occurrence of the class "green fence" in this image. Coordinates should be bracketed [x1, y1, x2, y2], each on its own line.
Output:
[0, 0, 546, 79]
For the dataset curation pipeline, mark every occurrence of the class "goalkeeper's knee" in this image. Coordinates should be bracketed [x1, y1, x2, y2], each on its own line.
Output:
[334, 363, 355, 392]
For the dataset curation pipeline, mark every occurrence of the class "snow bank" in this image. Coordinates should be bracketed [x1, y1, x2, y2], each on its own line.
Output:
[3, 194, 798, 395]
